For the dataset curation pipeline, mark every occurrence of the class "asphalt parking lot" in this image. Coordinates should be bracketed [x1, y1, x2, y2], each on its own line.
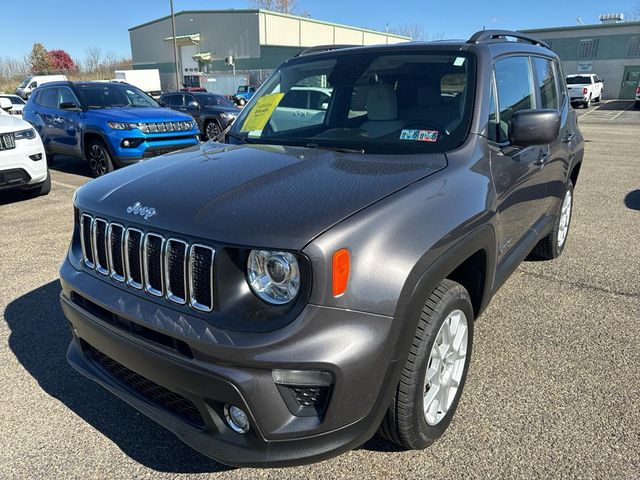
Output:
[1, 104, 639, 478]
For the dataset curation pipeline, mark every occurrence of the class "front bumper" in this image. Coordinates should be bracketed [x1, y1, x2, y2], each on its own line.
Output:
[59, 259, 402, 467]
[106, 130, 200, 166]
[0, 136, 47, 190]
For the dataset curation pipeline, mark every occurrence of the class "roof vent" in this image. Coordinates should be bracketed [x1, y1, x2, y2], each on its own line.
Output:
[599, 13, 624, 24]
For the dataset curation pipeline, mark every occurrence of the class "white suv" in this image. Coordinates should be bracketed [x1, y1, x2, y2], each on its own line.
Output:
[0, 98, 49, 196]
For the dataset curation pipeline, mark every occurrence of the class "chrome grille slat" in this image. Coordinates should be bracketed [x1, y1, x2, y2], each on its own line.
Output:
[80, 214, 215, 312]
[143, 233, 165, 297]
[80, 214, 95, 268]
[124, 228, 144, 289]
[107, 223, 125, 282]
[165, 239, 188, 304]
[92, 218, 109, 275]
[189, 244, 215, 312]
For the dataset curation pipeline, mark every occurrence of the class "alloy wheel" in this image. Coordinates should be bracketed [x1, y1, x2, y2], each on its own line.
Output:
[423, 309, 469, 426]
[557, 189, 572, 247]
[206, 122, 220, 141]
[89, 144, 108, 177]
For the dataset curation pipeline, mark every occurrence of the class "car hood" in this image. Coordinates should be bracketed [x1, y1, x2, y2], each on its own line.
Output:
[87, 107, 193, 123]
[75, 143, 446, 250]
[0, 113, 30, 133]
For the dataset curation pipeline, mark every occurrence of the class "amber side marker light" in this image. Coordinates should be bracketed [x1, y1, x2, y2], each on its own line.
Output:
[332, 248, 350, 297]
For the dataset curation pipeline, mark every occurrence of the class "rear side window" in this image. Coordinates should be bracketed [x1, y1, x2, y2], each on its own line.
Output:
[39, 88, 59, 109]
[533, 57, 559, 110]
[494, 56, 535, 143]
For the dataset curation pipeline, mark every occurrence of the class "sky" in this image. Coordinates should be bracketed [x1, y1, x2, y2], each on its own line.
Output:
[0, 0, 636, 62]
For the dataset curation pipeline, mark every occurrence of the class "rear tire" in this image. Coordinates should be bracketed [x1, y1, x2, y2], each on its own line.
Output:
[635, 101, 640, 110]
[378, 279, 474, 449]
[583, 96, 591, 108]
[87, 139, 114, 178]
[531, 180, 574, 260]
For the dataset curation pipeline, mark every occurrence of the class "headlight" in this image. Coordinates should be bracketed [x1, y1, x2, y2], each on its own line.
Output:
[247, 250, 300, 305]
[220, 112, 236, 120]
[14, 128, 36, 140]
[107, 121, 139, 130]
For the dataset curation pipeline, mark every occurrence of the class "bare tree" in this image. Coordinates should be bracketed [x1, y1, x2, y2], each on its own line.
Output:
[84, 46, 103, 72]
[248, 0, 306, 15]
[388, 23, 426, 41]
[628, 2, 640, 21]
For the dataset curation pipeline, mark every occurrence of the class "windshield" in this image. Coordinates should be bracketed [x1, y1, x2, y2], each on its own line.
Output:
[237, 86, 248, 93]
[1, 95, 25, 105]
[19, 77, 31, 88]
[566, 76, 592, 85]
[74, 83, 158, 109]
[199, 94, 236, 108]
[230, 50, 475, 154]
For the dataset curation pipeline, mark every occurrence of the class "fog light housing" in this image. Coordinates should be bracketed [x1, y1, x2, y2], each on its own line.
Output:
[224, 404, 249, 433]
[120, 138, 144, 148]
[29, 153, 43, 161]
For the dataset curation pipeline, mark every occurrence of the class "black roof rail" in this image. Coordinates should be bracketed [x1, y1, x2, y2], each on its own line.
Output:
[467, 30, 550, 49]
[295, 44, 357, 57]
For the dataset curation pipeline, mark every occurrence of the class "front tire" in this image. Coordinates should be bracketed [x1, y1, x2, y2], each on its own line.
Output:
[379, 279, 474, 449]
[87, 139, 114, 178]
[531, 180, 574, 260]
[238, 98, 246, 106]
[205, 120, 221, 141]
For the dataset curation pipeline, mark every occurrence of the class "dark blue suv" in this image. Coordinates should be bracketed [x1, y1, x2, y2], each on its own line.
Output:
[23, 81, 200, 177]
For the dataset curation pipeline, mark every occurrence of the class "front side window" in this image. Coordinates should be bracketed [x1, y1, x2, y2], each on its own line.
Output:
[231, 51, 475, 154]
[198, 94, 235, 108]
[533, 57, 559, 110]
[58, 87, 80, 106]
[75, 84, 157, 109]
[494, 56, 535, 143]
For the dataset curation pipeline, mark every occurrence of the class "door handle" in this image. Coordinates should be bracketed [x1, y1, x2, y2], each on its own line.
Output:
[562, 133, 575, 143]
[535, 152, 549, 166]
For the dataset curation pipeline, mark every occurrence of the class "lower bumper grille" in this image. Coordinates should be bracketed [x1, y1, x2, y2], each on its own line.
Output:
[142, 144, 191, 158]
[84, 341, 205, 428]
[0, 168, 30, 188]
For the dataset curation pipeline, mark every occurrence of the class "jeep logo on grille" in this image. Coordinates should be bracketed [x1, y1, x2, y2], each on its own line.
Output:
[126, 202, 156, 220]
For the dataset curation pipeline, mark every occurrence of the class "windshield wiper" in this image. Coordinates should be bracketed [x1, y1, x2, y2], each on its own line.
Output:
[305, 143, 365, 154]
[225, 130, 257, 144]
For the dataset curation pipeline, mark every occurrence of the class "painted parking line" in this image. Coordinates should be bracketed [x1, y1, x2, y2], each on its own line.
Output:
[610, 103, 633, 120]
[52, 180, 81, 190]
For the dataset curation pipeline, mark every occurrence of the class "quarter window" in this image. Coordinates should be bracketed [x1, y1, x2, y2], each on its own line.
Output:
[493, 56, 535, 143]
[39, 88, 59, 109]
[533, 57, 559, 110]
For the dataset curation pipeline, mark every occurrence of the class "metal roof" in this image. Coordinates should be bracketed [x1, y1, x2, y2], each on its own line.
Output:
[522, 21, 640, 34]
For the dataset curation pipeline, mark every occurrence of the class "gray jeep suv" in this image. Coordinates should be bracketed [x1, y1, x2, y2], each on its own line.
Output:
[60, 30, 583, 467]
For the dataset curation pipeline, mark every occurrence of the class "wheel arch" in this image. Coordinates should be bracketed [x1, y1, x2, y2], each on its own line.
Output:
[569, 160, 582, 187]
[82, 129, 113, 160]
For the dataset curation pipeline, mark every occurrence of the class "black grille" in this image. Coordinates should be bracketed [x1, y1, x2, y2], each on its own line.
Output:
[0, 168, 29, 188]
[84, 342, 204, 428]
[94, 219, 108, 274]
[142, 144, 188, 158]
[144, 234, 164, 295]
[189, 245, 213, 311]
[166, 240, 187, 303]
[126, 230, 143, 287]
[0, 132, 15, 150]
[291, 386, 328, 408]
[109, 224, 125, 280]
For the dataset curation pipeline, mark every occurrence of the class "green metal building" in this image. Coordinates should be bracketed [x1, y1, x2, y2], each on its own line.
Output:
[128, 9, 409, 94]
[523, 16, 640, 99]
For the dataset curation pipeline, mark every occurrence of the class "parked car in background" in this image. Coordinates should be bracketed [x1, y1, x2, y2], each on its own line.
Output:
[159, 91, 240, 140]
[15, 74, 67, 99]
[0, 97, 49, 196]
[0, 94, 26, 116]
[23, 81, 199, 177]
[269, 86, 332, 132]
[232, 85, 256, 106]
[635, 80, 640, 109]
[565, 73, 603, 108]
[113, 69, 162, 99]
[60, 31, 584, 467]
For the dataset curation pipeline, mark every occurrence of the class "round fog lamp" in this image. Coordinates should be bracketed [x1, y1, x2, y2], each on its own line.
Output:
[224, 404, 249, 433]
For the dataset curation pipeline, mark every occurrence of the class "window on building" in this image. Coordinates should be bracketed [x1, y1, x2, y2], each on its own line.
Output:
[628, 35, 640, 57]
[577, 39, 599, 59]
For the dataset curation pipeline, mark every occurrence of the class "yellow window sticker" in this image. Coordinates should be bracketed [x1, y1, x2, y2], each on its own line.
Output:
[240, 93, 285, 132]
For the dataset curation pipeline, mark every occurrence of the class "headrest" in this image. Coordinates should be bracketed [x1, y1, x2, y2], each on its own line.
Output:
[366, 83, 398, 121]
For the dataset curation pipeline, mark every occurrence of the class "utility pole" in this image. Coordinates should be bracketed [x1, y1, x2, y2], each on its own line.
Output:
[170, 0, 180, 89]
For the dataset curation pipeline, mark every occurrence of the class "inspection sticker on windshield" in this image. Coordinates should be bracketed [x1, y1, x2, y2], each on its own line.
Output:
[240, 92, 284, 132]
[400, 129, 439, 142]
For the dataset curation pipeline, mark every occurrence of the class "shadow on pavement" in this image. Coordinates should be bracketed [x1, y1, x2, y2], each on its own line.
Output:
[624, 190, 640, 211]
[4, 280, 230, 474]
[0, 189, 36, 206]
[50, 156, 93, 178]
[590, 100, 634, 111]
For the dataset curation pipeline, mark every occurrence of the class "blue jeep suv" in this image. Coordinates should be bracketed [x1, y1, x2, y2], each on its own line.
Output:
[23, 81, 200, 177]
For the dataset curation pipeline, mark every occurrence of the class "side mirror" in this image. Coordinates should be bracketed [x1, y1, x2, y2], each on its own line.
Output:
[0, 97, 12, 111]
[29, 83, 37, 88]
[188, 100, 199, 108]
[59, 102, 81, 111]
[158, 100, 166, 106]
[509, 109, 561, 147]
